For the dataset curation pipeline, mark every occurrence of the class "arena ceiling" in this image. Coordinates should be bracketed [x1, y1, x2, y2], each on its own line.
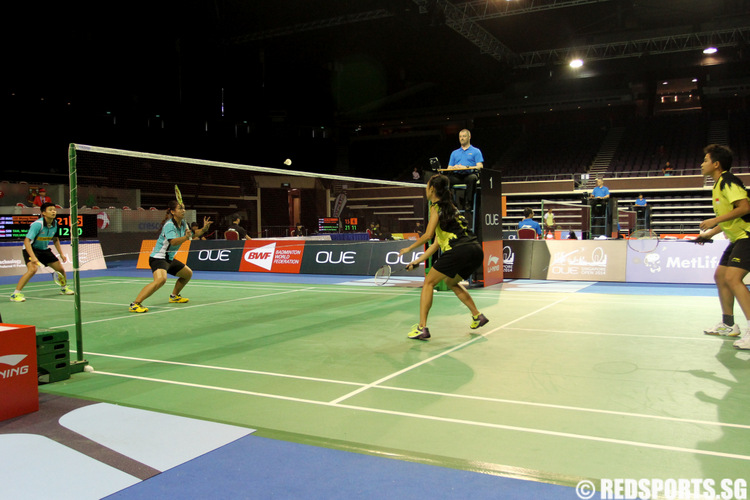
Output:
[7, 0, 750, 126]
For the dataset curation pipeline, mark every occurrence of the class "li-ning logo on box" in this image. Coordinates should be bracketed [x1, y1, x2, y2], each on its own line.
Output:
[0, 354, 30, 379]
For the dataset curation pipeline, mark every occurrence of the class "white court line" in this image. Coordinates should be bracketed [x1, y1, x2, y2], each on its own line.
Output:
[329, 296, 572, 405]
[85, 351, 364, 387]
[90, 370, 750, 462]
[50, 287, 317, 328]
[81, 351, 750, 431]
[502, 326, 724, 342]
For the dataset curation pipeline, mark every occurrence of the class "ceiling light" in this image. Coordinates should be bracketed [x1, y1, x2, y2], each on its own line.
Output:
[569, 59, 583, 68]
[703, 47, 718, 54]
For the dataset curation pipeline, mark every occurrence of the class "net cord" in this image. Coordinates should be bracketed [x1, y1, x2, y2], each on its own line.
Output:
[71, 143, 418, 188]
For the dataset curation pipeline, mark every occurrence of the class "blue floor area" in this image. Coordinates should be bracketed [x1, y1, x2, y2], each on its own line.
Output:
[106, 435, 576, 500]
[582, 281, 717, 296]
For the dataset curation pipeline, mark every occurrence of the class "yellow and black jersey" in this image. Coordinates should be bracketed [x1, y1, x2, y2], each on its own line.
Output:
[713, 171, 750, 243]
[431, 202, 477, 252]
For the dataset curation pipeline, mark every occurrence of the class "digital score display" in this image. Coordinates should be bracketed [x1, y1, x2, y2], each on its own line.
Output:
[342, 217, 362, 232]
[318, 217, 339, 233]
[0, 214, 98, 240]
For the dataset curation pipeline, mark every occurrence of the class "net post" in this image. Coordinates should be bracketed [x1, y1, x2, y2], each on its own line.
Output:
[67, 143, 88, 372]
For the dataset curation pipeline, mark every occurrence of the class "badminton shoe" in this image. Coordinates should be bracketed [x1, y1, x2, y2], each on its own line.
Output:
[407, 324, 431, 340]
[733, 331, 750, 350]
[169, 294, 189, 303]
[703, 322, 740, 337]
[129, 302, 148, 313]
[10, 293, 25, 302]
[60, 286, 74, 295]
[470, 313, 489, 329]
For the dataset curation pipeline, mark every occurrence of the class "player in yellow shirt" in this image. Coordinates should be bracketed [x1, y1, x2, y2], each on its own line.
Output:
[698, 144, 750, 349]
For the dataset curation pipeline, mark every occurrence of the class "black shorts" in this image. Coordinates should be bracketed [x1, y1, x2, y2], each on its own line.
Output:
[718, 238, 750, 271]
[149, 257, 186, 276]
[433, 241, 483, 280]
[22, 248, 58, 266]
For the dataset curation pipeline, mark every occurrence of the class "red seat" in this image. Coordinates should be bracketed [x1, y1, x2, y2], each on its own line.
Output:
[518, 228, 538, 240]
[224, 230, 239, 240]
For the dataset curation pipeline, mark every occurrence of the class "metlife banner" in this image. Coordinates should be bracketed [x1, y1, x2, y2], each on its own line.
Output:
[625, 239, 729, 284]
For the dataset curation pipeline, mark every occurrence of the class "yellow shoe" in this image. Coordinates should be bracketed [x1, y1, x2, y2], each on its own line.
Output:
[407, 324, 431, 340]
[129, 302, 148, 313]
[10, 293, 26, 302]
[169, 294, 189, 303]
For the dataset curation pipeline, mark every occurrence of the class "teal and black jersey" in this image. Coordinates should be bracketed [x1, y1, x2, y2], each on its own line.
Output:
[150, 219, 187, 260]
[25, 217, 58, 250]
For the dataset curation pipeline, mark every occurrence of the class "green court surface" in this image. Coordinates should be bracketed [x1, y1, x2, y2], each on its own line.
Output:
[2, 275, 749, 489]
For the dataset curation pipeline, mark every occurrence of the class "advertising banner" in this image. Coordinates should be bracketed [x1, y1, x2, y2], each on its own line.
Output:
[479, 168, 503, 242]
[0, 242, 107, 277]
[544, 240, 627, 282]
[0, 324, 38, 421]
[501, 240, 536, 279]
[625, 239, 729, 284]
[240, 240, 307, 274]
[482, 240, 505, 286]
[185, 240, 247, 272]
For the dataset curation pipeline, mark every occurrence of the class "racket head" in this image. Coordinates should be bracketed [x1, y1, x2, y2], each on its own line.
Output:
[53, 271, 66, 287]
[174, 184, 184, 207]
[627, 229, 660, 253]
[374, 264, 392, 286]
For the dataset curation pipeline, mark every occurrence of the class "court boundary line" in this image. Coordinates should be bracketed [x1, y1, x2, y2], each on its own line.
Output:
[87, 370, 750, 462]
[80, 351, 750, 431]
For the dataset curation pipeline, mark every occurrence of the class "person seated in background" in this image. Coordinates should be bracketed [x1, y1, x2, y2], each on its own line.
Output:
[291, 223, 305, 237]
[228, 213, 252, 240]
[368, 222, 384, 239]
[662, 161, 674, 176]
[191, 222, 206, 240]
[446, 129, 484, 211]
[589, 178, 610, 216]
[32, 188, 52, 207]
[634, 194, 647, 207]
[414, 221, 424, 237]
[517, 207, 542, 237]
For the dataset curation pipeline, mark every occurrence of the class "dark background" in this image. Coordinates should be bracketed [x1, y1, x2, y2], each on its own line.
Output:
[5, 0, 750, 181]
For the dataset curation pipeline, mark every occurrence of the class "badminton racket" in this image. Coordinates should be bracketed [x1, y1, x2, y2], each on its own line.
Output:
[37, 262, 66, 286]
[627, 229, 712, 253]
[374, 264, 418, 286]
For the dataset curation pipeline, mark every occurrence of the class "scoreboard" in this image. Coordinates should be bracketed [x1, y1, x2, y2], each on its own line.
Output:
[0, 214, 98, 240]
[342, 217, 362, 231]
[317, 217, 363, 233]
[317, 217, 339, 233]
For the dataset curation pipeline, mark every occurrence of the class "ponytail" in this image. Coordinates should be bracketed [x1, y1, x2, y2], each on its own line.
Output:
[428, 174, 456, 228]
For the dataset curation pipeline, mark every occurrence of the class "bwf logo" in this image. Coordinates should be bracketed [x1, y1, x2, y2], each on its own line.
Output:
[244, 242, 276, 270]
[0, 354, 30, 379]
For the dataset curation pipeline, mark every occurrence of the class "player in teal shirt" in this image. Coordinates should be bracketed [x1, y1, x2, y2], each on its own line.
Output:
[10, 203, 74, 302]
[129, 200, 212, 313]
